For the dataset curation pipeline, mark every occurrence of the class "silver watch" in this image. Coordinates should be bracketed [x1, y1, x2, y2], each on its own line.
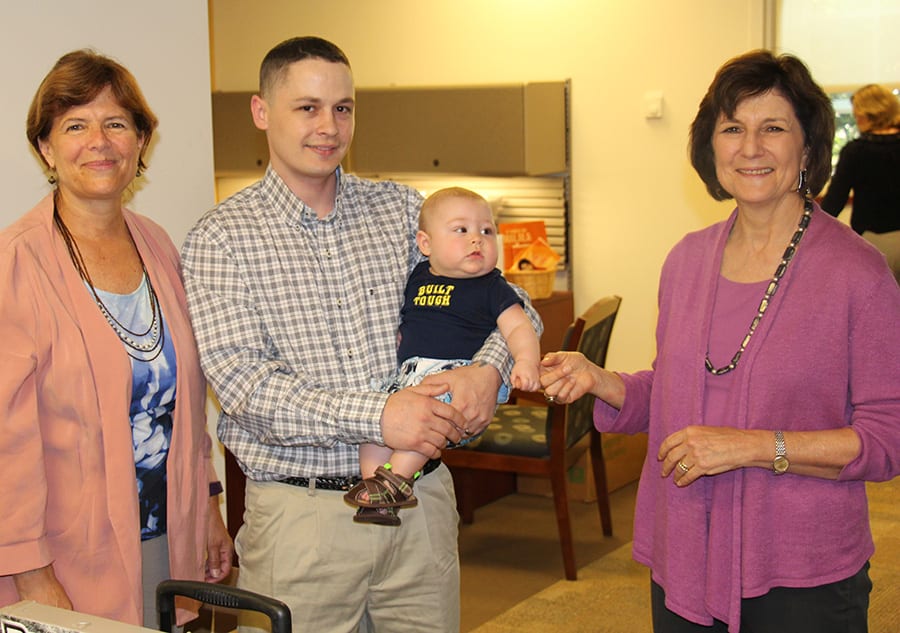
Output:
[773, 430, 789, 475]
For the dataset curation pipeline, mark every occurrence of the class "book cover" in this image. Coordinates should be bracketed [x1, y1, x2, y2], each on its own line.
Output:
[498, 221, 547, 272]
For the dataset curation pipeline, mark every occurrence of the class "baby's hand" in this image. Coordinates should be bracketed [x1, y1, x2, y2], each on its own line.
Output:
[511, 361, 542, 392]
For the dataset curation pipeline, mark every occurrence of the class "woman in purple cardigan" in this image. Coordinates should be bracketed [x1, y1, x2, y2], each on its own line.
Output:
[542, 50, 900, 633]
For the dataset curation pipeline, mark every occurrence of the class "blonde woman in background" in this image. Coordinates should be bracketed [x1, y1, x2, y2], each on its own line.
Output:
[822, 83, 900, 282]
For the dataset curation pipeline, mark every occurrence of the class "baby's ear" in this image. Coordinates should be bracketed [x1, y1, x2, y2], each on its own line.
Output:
[416, 230, 431, 256]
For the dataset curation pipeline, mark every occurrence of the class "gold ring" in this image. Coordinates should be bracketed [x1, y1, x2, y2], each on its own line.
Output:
[677, 461, 690, 473]
[464, 429, 472, 436]
[545, 394, 556, 404]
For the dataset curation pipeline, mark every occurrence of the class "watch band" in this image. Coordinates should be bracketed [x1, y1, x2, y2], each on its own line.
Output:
[773, 430, 789, 475]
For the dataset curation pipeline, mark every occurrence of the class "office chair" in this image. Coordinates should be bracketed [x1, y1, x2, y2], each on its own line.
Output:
[442, 295, 621, 580]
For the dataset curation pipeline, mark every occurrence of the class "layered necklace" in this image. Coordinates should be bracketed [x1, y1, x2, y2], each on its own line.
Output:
[704, 197, 813, 376]
[53, 199, 164, 362]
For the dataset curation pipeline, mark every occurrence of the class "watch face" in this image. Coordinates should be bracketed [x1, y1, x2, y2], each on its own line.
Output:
[774, 455, 790, 474]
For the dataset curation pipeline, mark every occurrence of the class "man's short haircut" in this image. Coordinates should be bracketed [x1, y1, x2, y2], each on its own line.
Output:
[259, 36, 351, 98]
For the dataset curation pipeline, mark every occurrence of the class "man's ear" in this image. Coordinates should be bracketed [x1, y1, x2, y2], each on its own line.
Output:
[250, 94, 269, 131]
[416, 230, 431, 256]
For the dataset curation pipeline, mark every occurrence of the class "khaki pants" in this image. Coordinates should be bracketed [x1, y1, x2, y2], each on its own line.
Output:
[236, 465, 460, 633]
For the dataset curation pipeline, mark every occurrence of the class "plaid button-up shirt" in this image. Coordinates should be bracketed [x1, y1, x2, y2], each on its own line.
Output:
[182, 167, 536, 480]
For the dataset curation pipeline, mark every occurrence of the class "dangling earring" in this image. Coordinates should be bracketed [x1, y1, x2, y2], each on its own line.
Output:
[47, 168, 58, 185]
[797, 169, 809, 198]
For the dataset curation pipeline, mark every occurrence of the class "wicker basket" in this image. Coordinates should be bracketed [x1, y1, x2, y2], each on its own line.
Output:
[505, 269, 555, 299]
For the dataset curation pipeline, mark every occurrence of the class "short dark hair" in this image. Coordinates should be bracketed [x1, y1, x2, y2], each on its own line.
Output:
[259, 36, 351, 98]
[27, 49, 158, 172]
[689, 49, 835, 200]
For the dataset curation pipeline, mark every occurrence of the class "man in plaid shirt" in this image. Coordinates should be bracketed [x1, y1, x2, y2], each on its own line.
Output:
[182, 36, 539, 632]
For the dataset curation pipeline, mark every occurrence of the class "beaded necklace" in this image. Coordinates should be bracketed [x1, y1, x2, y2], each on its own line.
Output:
[53, 199, 164, 362]
[704, 197, 813, 376]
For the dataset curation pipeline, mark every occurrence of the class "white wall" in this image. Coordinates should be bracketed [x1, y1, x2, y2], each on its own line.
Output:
[1, 2, 226, 486]
[779, 0, 900, 86]
[211, 0, 768, 372]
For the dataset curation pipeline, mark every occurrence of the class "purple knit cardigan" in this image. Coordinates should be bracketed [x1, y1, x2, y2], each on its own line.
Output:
[596, 204, 900, 631]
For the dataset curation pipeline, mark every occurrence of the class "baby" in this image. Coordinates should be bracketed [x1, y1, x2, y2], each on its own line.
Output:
[344, 186, 542, 525]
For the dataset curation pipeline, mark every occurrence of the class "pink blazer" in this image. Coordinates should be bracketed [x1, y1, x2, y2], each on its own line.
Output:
[0, 194, 213, 625]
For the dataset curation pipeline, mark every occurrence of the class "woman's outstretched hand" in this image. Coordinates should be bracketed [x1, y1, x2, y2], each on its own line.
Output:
[540, 351, 625, 408]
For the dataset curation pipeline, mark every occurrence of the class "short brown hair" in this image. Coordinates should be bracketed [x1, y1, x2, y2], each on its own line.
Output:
[27, 49, 158, 172]
[259, 36, 351, 98]
[419, 187, 492, 232]
[689, 49, 834, 200]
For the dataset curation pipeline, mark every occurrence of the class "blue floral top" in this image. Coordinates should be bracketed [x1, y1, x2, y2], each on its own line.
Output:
[94, 275, 176, 540]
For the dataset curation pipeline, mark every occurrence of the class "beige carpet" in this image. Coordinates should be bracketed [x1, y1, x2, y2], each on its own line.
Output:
[473, 478, 900, 632]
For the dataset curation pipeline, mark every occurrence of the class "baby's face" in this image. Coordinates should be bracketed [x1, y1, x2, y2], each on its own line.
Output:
[419, 198, 499, 279]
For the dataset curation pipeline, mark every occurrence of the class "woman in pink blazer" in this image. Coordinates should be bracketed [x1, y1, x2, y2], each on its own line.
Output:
[0, 49, 233, 627]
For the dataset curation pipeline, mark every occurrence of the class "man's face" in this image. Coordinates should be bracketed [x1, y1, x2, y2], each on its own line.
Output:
[252, 58, 355, 187]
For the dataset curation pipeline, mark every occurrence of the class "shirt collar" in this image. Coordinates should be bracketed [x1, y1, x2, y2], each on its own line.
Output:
[262, 165, 345, 226]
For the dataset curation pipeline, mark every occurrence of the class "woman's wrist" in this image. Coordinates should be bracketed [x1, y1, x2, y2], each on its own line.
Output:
[597, 369, 626, 409]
